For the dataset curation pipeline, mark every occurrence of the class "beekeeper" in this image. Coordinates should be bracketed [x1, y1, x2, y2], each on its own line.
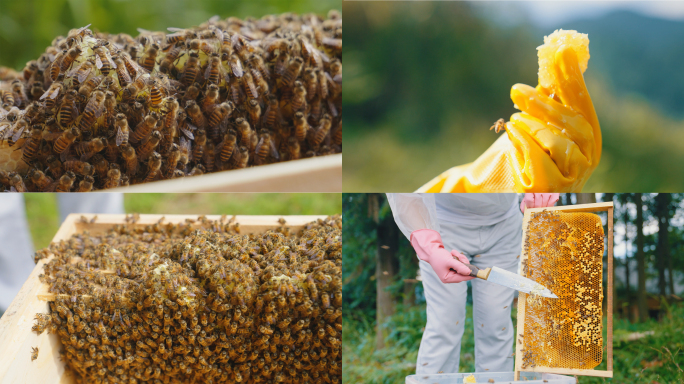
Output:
[387, 193, 559, 375]
[0, 194, 124, 312]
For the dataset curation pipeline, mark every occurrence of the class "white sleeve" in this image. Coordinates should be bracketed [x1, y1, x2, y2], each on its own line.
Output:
[386, 193, 440, 240]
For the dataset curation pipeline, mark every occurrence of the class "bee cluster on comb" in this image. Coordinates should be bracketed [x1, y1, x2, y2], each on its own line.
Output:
[0, 11, 342, 191]
[520, 210, 604, 370]
[32, 215, 342, 383]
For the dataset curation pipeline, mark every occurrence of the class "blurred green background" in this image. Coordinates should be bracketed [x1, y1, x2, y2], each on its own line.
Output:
[0, 0, 340, 71]
[343, 2, 684, 192]
[24, 193, 341, 250]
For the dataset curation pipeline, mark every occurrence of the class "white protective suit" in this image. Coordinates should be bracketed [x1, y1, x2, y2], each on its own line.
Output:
[387, 193, 522, 374]
[0, 194, 124, 312]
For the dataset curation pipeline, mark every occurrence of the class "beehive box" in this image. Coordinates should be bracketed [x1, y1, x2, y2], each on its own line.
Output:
[515, 202, 613, 379]
[406, 371, 575, 384]
[108, 153, 341, 192]
[0, 214, 331, 384]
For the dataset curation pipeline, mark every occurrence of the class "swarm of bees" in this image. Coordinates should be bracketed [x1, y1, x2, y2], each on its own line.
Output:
[32, 215, 341, 383]
[519, 210, 604, 370]
[0, 11, 342, 191]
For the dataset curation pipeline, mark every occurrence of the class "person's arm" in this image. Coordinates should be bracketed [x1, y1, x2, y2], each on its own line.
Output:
[520, 193, 560, 213]
[386, 194, 473, 283]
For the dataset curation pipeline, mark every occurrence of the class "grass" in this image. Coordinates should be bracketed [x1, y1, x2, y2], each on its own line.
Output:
[23, 193, 341, 250]
[343, 303, 684, 384]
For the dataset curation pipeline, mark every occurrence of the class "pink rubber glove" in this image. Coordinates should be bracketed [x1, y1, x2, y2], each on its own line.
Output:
[410, 229, 474, 284]
[520, 193, 560, 213]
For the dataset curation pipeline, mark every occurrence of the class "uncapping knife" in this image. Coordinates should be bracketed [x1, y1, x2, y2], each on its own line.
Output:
[463, 264, 558, 298]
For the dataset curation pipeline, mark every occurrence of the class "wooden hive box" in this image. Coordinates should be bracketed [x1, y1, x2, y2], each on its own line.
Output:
[0, 213, 328, 384]
[514, 202, 614, 380]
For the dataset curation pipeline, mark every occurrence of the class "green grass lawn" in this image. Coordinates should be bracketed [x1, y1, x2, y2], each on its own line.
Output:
[24, 193, 341, 250]
[343, 303, 684, 384]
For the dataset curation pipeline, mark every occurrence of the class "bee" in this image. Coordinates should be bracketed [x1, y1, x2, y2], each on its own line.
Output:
[31, 347, 39, 362]
[165, 29, 191, 45]
[275, 50, 290, 77]
[251, 67, 269, 96]
[242, 72, 258, 100]
[137, 130, 161, 160]
[303, 68, 317, 101]
[229, 54, 243, 78]
[104, 167, 121, 189]
[1, 90, 15, 109]
[162, 97, 179, 129]
[10, 79, 26, 108]
[255, 129, 279, 165]
[180, 52, 200, 86]
[120, 52, 143, 80]
[64, 159, 94, 176]
[227, 75, 242, 105]
[329, 58, 342, 83]
[139, 43, 160, 72]
[290, 81, 307, 113]
[129, 112, 158, 144]
[490, 118, 506, 133]
[29, 81, 44, 101]
[332, 119, 342, 146]
[75, 137, 106, 161]
[54, 171, 76, 192]
[144, 152, 162, 182]
[217, 129, 237, 162]
[93, 44, 117, 76]
[185, 100, 206, 129]
[182, 82, 201, 103]
[203, 142, 215, 172]
[75, 175, 95, 192]
[178, 136, 191, 169]
[60, 46, 83, 73]
[78, 75, 104, 102]
[192, 129, 206, 162]
[49, 50, 67, 81]
[56, 90, 79, 128]
[287, 136, 300, 160]
[311, 114, 332, 147]
[114, 113, 130, 146]
[282, 57, 303, 87]
[163, 143, 180, 178]
[30, 169, 53, 191]
[204, 54, 223, 85]
[248, 54, 269, 81]
[67, 58, 95, 86]
[147, 78, 164, 107]
[113, 56, 132, 87]
[78, 90, 106, 132]
[201, 84, 220, 112]
[39, 82, 63, 105]
[45, 155, 63, 179]
[294, 112, 309, 142]
[6, 119, 28, 145]
[120, 143, 138, 176]
[262, 95, 280, 129]
[245, 99, 261, 127]
[158, 44, 183, 75]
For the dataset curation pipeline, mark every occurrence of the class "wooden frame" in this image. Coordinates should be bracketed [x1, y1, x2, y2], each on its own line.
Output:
[514, 202, 614, 380]
[0, 214, 327, 384]
[109, 154, 342, 192]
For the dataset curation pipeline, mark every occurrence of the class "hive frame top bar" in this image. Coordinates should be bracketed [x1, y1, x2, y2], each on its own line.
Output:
[0, 214, 332, 384]
[515, 201, 614, 380]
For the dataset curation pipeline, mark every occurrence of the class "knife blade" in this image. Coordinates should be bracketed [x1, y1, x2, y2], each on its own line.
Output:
[464, 264, 558, 298]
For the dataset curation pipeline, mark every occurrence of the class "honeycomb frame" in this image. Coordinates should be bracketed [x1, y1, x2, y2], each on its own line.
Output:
[514, 202, 613, 379]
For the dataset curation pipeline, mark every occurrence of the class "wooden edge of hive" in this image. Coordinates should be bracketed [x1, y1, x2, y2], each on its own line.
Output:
[518, 366, 613, 378]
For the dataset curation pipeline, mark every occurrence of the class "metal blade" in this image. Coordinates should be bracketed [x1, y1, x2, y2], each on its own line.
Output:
[486, 266, 558, 298]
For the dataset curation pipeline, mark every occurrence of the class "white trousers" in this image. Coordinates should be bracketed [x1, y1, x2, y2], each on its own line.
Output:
[0, 194, 124, 311]
[416, 212, 522, 374]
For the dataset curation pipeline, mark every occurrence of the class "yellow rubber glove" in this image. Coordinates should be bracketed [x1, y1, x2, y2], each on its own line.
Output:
[417, 30, 600, 192]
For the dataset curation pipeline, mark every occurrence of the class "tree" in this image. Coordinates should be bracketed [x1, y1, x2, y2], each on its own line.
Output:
[654, 194, 673, 297]
[576, 193, 597, 204]
[634, 193, 648, 322]
[618, 194, 632, 299]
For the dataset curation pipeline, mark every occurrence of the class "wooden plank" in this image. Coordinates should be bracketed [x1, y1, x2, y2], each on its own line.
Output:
[0, 214, 328, 384]
[522, 366, 613, 378]
[109, 154, 342, 192]
[524, 202, 613, 214]
[514, 208, 533, 381]
[607, 207, 614, 372]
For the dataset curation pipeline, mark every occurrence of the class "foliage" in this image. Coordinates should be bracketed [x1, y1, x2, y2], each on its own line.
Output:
[342, 2, 684, 191]
[24, 193, 341, 250]
[0, 0, 339, 71]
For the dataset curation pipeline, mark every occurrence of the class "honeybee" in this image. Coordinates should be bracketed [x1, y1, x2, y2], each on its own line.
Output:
[104, 167, 121, 189]
[293, 112, 309, 142]
[217, 129, 237, 162]
[204, 54, 224, 85]
[311, 114, 332, 147]
[113, 56, 131, 87]
[242, 72, 258, 100]
[45, 155, 63, 179]
[229, 54, 243, 78]
[120, 143, 138, 176]
[147, 78, 164, 107]
[31, 347, 39, 362]
[49, 50, 67, 81]
[290, 81, 307, 113]
[10, 79, 26, 108]
[75, 137, 106, 161]
[67, 58, 95, 86]
[192, 129, 206, 162]
[60, 46, 83, 73]
[129, 112, 158, 144]
[178, 136, 191, 169]
[53, 171, 76, 192]
[303, 68, 317, 101]
[180, 53, 200, 86]
[248, 54, 269, 81]
[262, 95, 280, 129]
[78, 90, 106, 132]
[20, 127, 42, 163]
[185, 100, 206, 129]
[56, 90, 79, 128]
[163, 143, 180, 178]
[114, 114, 130, 146]
[39, 82, 63, 104]
[75, 175, 95, 192]
[162, 97, 179, 129]
[78, 75, 104, 102]
[139, 43, 160, 73]
[158, 44, 183, 75]
[250, 67, 269, 96]
[136, 130, 161, 160]
[490, 118, 506, 133]
[182, 82, 201, 103]
[332, 119, 342, 146]
[275, 50, 289, 77]
[287, 136, 300, 160]
[282, 57, 303, 87]
[30, 169, 53, 191]
[255, 130, 278, 165]
[245, 99, 261, 127]
[92, 44, 117, 76]
[201, 84, 220, 112]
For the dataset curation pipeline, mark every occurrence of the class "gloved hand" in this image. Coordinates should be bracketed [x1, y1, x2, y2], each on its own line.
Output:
[417, 30, 600, 193]
[520, 193, 560, 213]
[410, 229, 474, 284]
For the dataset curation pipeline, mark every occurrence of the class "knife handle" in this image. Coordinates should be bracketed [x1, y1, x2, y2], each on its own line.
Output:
[464, 264, 491, 280]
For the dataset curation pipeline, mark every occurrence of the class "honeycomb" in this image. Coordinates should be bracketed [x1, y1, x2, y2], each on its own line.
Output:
[520, 210, 604, 370]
